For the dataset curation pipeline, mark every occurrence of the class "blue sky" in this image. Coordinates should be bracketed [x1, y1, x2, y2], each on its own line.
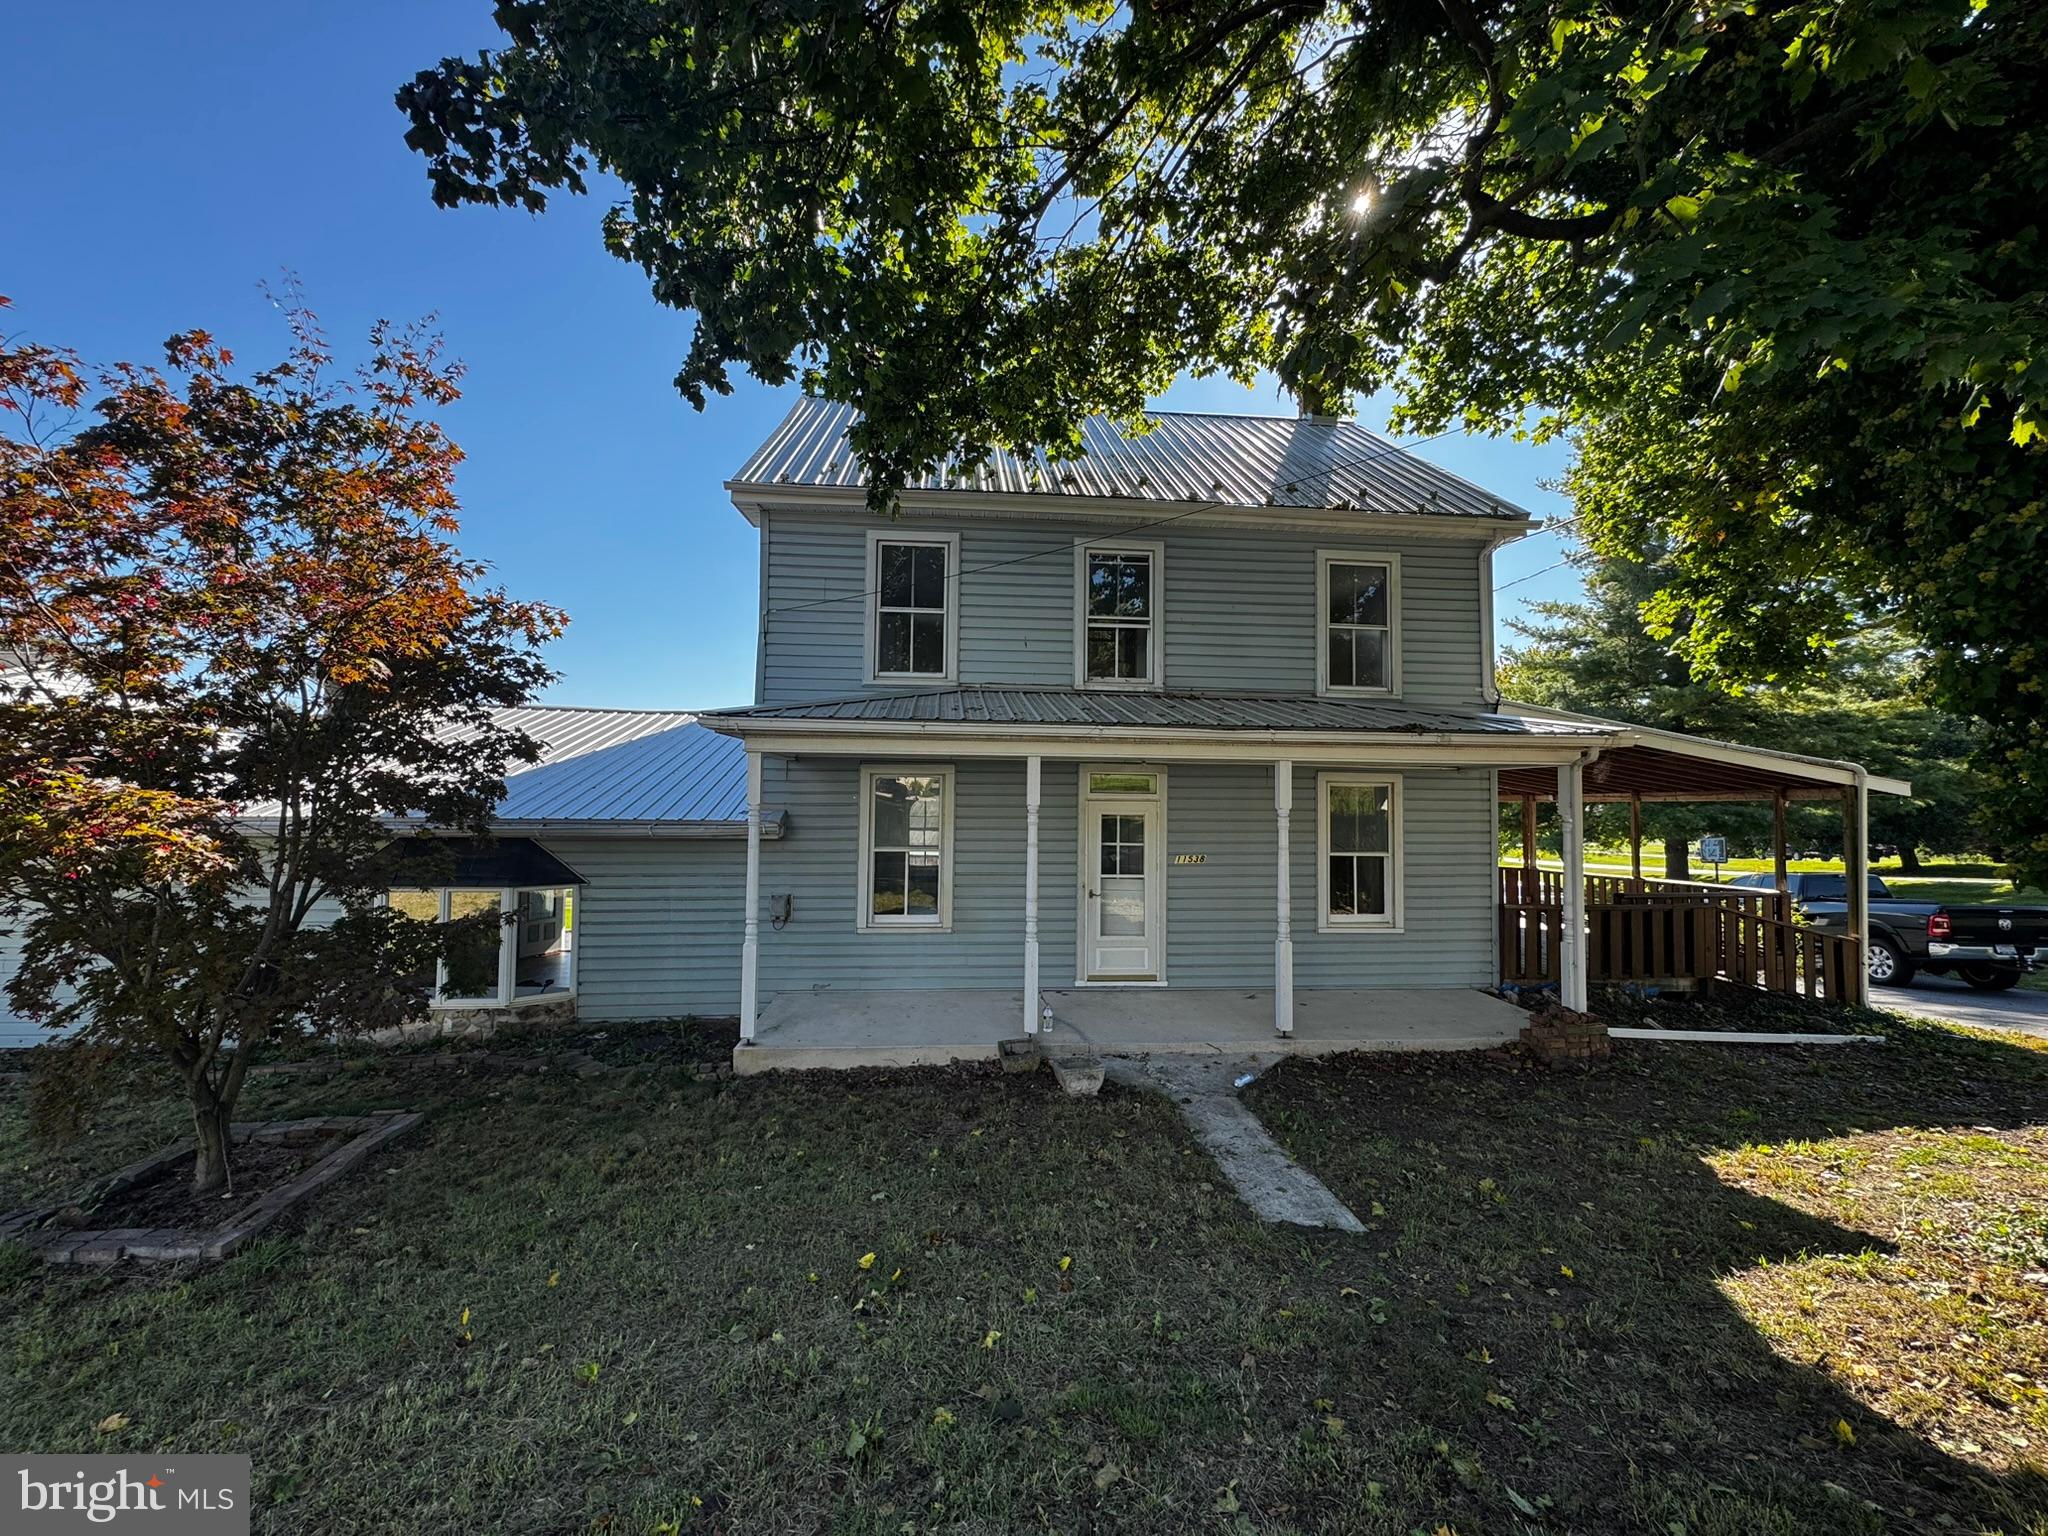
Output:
[4, 1, 1583, 710]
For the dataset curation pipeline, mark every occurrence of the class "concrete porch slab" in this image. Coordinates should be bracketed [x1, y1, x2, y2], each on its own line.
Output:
[1045, 986, 1523, 1056]
[735, 986, 1521, 1073]
[736, 989, 1021, 1075]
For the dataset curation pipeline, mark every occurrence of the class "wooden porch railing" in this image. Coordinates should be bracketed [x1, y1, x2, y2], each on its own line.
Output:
[1498, 866, 1788, 923]
[1498, 867, 1856, 1004]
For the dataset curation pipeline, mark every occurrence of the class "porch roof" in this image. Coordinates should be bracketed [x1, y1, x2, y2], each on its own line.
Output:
[1494, 705, 1912, 802]
[702, 686, 1602, 736]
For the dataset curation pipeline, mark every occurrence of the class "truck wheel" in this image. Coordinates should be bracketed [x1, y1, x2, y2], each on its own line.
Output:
[1959, 963, 2021, 992]
[1867, 937, 1916, 987]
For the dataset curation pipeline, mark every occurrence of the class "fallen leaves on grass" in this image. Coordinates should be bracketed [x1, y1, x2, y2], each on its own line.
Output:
[95, 1413, 128, 1434]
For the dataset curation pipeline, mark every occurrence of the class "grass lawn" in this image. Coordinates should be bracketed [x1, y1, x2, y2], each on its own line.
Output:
[5, 1016, 2048, 1535]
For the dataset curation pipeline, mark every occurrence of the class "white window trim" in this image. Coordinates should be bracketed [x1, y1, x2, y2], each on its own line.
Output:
[388, 886, 578, 1009]
[1315, 549, 1402, 698]
[855, 763, 957, 932]
[1316, 772, 1404, 933]
[864, 529, 960, 686]
[1072, 538, 1166, 690]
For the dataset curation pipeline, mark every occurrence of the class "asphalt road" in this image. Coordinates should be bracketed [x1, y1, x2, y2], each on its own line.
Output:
[1877, 972, 2048, 1038]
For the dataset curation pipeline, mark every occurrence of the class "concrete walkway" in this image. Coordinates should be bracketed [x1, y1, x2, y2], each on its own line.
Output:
[1107, 1054, 1365, 1233]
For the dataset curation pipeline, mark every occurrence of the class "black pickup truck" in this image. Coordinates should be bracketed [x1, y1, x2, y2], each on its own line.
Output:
[1728, 872, 2048, 990]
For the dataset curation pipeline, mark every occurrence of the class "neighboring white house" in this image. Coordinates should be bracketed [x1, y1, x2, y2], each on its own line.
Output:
[1, 403, 1904, 1062]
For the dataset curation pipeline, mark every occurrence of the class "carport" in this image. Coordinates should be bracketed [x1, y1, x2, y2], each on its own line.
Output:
[1494, 708, 1913, 1010]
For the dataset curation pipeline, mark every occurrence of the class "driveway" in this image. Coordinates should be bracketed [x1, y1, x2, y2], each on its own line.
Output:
[1878, 973, 2048, 1039]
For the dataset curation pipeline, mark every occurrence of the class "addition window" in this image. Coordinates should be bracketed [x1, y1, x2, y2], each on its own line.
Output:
[867, 531, 958, 683]
[385, 885, 577, 1007]
[1317, 552, 1400, 695]
[1317, 774, 1402, 931]
[1075, 540, 1163, 688]
[857, 766, 955, 930]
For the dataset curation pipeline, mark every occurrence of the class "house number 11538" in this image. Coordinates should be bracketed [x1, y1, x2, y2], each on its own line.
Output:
[1171, 853, 1205, 865]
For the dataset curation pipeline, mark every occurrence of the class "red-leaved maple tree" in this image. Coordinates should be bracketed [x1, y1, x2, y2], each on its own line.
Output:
[0, 293, 565, 1192]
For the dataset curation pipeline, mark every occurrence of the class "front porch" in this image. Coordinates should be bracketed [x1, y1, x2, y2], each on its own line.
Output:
[734, 985, 1525, 1074]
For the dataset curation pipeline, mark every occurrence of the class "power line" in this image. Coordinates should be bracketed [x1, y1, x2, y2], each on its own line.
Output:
[1493, 555, 1579, 593]
[764, 424, 1472, 617]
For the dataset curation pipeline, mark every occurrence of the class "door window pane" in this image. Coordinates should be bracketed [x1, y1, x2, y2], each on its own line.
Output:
[1100, 876, 1146, 935]
[1087, 772, 1156, 795]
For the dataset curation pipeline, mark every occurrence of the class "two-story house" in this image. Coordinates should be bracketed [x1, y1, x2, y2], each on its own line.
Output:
[0, 400, 1897, 1060]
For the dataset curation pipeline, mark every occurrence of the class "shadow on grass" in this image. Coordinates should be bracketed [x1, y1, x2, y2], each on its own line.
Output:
[1248, 1015, 2048, 1534]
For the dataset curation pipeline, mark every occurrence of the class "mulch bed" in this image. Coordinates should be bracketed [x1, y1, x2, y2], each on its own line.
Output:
[69, 1135, 331, 1233]
[1, 1112, 422, 1265]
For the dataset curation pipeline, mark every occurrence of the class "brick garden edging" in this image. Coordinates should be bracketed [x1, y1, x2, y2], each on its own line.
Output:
[0, 1111, 422, 1265]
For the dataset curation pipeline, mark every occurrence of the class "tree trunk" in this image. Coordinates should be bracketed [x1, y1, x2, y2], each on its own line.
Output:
[188, 1076, 235, 1195]
[1663, 836, 1692, 882]
[1897, 844, 1923, 874]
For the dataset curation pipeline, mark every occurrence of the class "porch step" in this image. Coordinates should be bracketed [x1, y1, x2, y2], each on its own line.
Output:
[1048, 1054, 1106, 1098]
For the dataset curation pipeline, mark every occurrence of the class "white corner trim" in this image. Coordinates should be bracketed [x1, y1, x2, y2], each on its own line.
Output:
[1315, 771, 1405, 933]
[863, 528, 960, 686]
[1072, 537, 1167, 690]
[1315, 549, 1403, 699]
[854, 762, 957, 933]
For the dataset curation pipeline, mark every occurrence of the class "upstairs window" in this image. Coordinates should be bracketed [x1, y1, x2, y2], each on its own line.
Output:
[1076, 541, 1162, 688]
[867, 531, 958, 682]
[1318, 552, 1399, 694]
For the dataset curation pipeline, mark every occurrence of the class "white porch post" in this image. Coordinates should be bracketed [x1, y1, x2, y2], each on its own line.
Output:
[1274, 760, 1295, 1035]
[1023, 754, 1042, 1036]
[1558, 759, 1588, 1013]
[739, 749, 763, 1043]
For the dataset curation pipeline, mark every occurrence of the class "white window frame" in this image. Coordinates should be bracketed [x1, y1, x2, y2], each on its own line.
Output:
[865, 529, 960, 685]
[1073, 538, 1165, 690]
[1316, 772, 1404, 933]
[1315, 550, 1402, 697]
[855, 764, 956, 932]
[388, 886, 578, 1009]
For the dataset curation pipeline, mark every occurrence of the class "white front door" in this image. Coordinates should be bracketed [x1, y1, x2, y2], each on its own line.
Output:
[1081, 769, 1165, 981]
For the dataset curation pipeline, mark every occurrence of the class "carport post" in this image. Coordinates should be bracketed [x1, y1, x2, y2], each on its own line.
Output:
[1520, 794, 1538, 869]
[1844, 775, 1871, 1007]
[1275, 760, 1295, 1035]
[1773, 791, 1790, 899]
[1558, 759, 1588, 1013]
[1629, 794, 1643, 886]
[740, 749, 762, 1043]
[1023, 755, 1041, 1037]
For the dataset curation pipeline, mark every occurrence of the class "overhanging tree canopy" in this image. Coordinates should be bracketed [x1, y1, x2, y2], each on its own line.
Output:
[398, 0, 2047, 877]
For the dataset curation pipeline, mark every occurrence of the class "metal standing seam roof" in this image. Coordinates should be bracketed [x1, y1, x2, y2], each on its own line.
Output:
[702, 687, 1604, 736]
[730, 398, 1529, 521]
[482, 707, 754, 824]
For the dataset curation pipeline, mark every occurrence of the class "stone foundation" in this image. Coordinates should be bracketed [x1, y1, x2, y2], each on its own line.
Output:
[367, 996, 577, 1046]
[1519, 1003, 1610, 1063]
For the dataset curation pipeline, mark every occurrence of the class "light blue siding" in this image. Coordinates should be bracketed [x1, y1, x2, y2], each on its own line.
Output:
[756, 756, 1079, 997]
[757, 507, 1489, 707]
[0, 844, 748, 1044]
[0, 917, 47, 1048]
[545, 837, 745, 1019]
[751, 756, 1495, 997]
